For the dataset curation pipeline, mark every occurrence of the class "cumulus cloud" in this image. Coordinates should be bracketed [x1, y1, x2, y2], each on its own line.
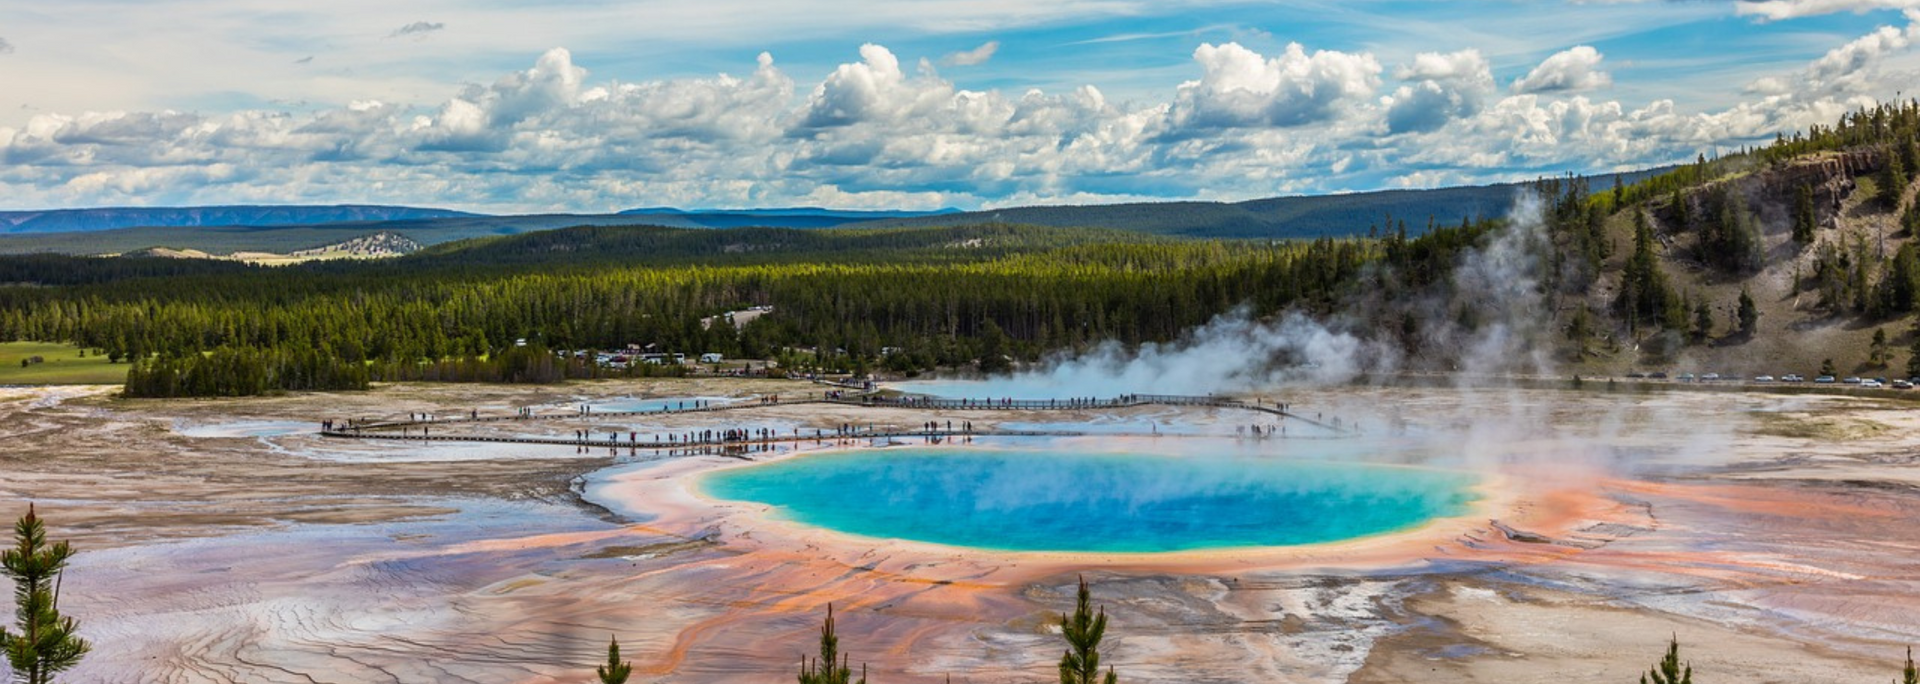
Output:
[1385, 49, 1493, 134]
[1400, 12, 1919, 175]
[798, 43, 921, 129]
[1743, 75, 1791, 94]
[407, 46, 591, 153]
[476, 47, 586, 125]
[1804, 20, 1920, 86]
[586, 51, 792, 141]
[1735, 0, 1920, 21]
[1511, 46, 1612, 93]
[943, 41, 1000, 66]
[1167, 42, 1381, 131]
[0, 12, 1916, 214]
[1593, 0, 1920, 20]
[785, 44, 1148, 197]
[391, 21, 445, 38]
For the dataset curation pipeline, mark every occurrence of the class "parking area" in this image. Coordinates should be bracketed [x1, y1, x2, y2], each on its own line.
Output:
[1629, 371, 1914, 390]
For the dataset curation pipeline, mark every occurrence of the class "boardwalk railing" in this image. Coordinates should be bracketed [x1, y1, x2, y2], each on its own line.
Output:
[318, 391, 1351, 452]
[319, 424, 1354, 451]
[836, 392, 1260, 411]
[836, 393, 1329, 428]
[839, 396, 1140, 410]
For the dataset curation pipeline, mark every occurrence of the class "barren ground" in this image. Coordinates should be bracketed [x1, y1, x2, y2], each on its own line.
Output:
[2, 379, 1918, 683]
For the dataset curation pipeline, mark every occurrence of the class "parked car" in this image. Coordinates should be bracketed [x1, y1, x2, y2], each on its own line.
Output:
[1676, 373, 1696, 382]
[1781, 374, 1804, 382]
[1861, 379, 1884, 389]
[1815, 375, 1837, 383]
[1843, 376, 1862, 384]
[1892, 380, 1914, 390]
[1754, 375, 1775, 382]
[1702, 372, 1721, 381]
[1648, 372, 1669, 379]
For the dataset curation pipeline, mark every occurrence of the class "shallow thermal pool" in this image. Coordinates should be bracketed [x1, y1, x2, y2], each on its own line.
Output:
[174, 420, 313, 438]
[588, 396, 735, 413]
[701, 448, 1478, 553]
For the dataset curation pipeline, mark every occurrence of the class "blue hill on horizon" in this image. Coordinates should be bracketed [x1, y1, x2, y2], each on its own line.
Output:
[0, 205, 484, 235]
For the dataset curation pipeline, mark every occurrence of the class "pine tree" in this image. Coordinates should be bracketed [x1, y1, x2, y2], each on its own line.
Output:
[1910, 318, 1920, 379]
[1737, 288, 1760, 337]
[1692, 299, 1713, 344]
[1885, 144, 1911, 208]
[1907, 140, 1920, 184]
[1566, 307, 1592, 357]
[1618, 210, 1677, 334]
[0, 505, 90, 684]
[798, 605, 866, 684]
[1792, 183, 1817, 245]
[1663, 291, 1689, 332]
[1884, 243, 1920, 314]
[1871, 327, 1890, 367]
[596, 636, 632, 684]
[1718, 187, 1763, 273]
[1059, 576, 1118, 684]
[1822, 357, 1837, 377]
[1640, 635, 1692, 684]
[977, 320, 1013, 375]
[1904, 646, 1918, 684]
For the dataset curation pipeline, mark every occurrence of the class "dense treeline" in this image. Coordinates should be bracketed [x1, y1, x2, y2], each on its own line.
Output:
[4, 240, 1367, 363]
[0, 253, 261, 286]
[0, 221, 1460, 395]
[123, 348, 370, 398]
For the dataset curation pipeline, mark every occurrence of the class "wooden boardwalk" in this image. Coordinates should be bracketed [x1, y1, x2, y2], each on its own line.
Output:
[319, 392, 1352, 451]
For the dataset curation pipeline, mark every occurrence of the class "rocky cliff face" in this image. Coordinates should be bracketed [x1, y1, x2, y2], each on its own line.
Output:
[1666, 148, 1885, 232]
[1761, 148, 1882, 214]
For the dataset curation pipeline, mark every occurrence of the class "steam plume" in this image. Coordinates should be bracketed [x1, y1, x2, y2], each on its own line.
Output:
[912, 191, 1555, 398]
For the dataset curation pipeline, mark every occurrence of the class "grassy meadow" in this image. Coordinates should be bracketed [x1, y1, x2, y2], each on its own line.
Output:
[0, 341, 129, 385]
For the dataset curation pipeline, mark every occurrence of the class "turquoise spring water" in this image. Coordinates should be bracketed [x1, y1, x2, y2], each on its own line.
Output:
[701, 448, 1479, 553]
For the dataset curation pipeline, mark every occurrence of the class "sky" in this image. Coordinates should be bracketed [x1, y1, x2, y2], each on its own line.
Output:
[3, 0, 1920, 213]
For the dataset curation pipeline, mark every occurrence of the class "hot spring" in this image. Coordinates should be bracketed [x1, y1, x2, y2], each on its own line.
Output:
[701, 447, 1479, 553]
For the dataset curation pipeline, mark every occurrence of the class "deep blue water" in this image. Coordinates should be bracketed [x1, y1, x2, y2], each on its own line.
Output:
[701, 448, 1477, 553]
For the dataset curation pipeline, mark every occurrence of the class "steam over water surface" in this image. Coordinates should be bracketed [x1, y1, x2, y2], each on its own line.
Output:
[702, 448, 1477, 552]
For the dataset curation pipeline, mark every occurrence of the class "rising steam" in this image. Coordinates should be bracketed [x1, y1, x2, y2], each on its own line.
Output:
[905, 191, 1556, 399]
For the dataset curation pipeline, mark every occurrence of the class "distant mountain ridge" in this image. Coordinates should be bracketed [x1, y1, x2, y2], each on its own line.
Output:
[0, 204, 965, 236]
[0, 169, 1676, 254]
[0, 205, 483, 234]
[617, 206, 962, 229]
[858, 170, 1672, 238]
[620, 206, 961, 218]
